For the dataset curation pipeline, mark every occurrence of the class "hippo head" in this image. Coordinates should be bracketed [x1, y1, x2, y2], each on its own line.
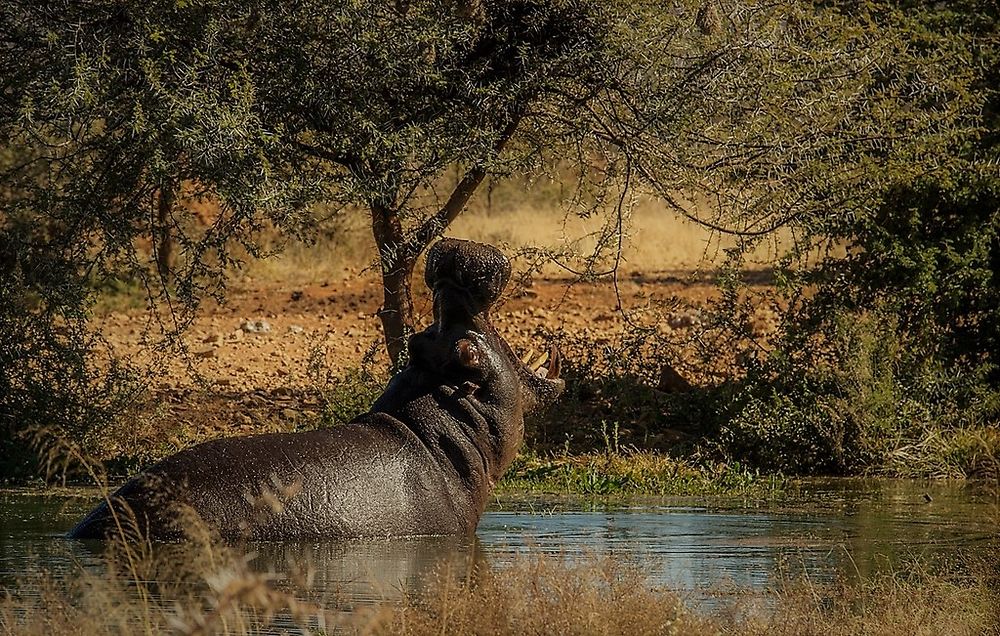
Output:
[407, 238, 564, 474]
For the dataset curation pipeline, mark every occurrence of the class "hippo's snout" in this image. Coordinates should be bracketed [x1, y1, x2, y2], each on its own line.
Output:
[425, 238, 564, 416]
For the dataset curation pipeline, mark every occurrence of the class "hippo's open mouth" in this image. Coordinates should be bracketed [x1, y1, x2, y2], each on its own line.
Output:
[422, 238, 565, 412]
[510, 341, 564, 414]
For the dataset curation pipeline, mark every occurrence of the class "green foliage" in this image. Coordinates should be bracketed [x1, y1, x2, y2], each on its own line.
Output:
[498, 450, 783, 498]
[718, 310, 1000, 477]
[696, 2, 1000, 478]
[0, 226, 144, 478]
[811, 179, 1000, 381]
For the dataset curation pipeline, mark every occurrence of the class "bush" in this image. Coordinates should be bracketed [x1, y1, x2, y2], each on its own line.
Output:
[704, 3, 1000, 478]
[0, 228, 145, 480]
[718, 310, 1000, 477]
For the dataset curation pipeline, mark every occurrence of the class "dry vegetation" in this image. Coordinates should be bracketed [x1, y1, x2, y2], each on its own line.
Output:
[2, 527, 997, 636]
[243, 186, 788, 285]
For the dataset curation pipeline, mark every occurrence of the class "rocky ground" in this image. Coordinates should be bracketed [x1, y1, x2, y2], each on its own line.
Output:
[95, 272, 779, 458]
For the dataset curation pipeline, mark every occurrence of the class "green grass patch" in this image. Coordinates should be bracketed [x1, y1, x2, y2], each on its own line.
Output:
[497, 450, 785, 498]
[91, 276, 149, 314]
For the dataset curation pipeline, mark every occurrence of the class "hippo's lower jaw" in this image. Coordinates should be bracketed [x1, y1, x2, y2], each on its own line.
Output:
[68, 238, 563, 541]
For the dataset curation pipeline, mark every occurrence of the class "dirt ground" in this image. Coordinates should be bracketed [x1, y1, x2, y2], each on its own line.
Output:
[94, 269, 779, 454]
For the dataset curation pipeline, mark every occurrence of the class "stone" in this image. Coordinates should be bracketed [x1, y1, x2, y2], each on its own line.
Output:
[240, 318, 272, 333]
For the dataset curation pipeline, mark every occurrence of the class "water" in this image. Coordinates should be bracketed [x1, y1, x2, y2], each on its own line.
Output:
[2, 480, 997, 606]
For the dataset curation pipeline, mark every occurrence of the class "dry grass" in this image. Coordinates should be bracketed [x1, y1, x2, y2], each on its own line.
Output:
[243, 187, 793, 286]
[361, 555, 715, 636]
[725, 561, 1000, 636]
[2, 512, 997, 635]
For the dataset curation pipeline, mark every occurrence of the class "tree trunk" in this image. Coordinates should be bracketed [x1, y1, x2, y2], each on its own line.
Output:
[371, 200, 417, 369]
[155, 179, 176, 281]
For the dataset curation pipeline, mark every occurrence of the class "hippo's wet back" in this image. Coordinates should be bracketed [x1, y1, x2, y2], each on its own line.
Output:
[70, 238, 564, 540]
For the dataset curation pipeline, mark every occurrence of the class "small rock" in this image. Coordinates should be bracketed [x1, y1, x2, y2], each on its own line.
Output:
[281, 408, 299, 421]
[667, 309, 702, 329]
[240, 318, 271, 333]
[203, 333, 221, 344]
[193, 348, 216, 359]
[287, 324, 304, 334]
[657, 363, 693, 393]
[290, 290, 304, 302]
[231, 329, 244, 341]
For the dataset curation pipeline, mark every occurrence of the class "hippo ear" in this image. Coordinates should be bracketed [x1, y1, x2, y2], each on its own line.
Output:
[455, 339, 481, 369]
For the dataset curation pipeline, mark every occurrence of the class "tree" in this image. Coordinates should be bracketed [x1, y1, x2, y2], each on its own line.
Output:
[1, 0, 985, 468]
[242, 0, 983, 366]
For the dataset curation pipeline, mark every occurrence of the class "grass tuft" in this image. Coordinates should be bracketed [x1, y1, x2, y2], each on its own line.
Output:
[498, 449, 784, 498]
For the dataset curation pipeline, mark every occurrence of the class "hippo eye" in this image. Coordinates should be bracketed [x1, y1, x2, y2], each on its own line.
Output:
[455, 339, 480, 369]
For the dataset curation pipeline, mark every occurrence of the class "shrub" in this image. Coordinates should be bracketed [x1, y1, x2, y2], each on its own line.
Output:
[718, 310, 1000, 477]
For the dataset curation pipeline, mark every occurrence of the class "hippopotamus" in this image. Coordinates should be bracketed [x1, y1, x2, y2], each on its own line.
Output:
[69, 238, 563, 540]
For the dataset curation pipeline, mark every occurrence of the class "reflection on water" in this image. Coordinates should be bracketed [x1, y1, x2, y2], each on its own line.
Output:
[248, 537, 484, 606]
[1, 479, 997, 606]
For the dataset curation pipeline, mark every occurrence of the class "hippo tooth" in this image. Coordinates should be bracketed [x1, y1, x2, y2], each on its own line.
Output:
[545, 346, 561, 380]
[520, 349, 536, 365]
[529, 350, 549, 372]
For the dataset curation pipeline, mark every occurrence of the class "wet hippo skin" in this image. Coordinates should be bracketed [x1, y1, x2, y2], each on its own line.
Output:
[69, 238, 564, 540]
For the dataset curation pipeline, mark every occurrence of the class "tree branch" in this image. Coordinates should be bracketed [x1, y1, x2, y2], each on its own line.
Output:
[292, 140, 361, 173]
[406, 113, 524, 257]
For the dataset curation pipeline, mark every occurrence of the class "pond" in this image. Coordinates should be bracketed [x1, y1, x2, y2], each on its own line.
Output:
[1, 479, 997, 608]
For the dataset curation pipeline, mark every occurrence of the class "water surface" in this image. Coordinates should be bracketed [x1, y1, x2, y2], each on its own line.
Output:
[2, 479, 997, 605]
